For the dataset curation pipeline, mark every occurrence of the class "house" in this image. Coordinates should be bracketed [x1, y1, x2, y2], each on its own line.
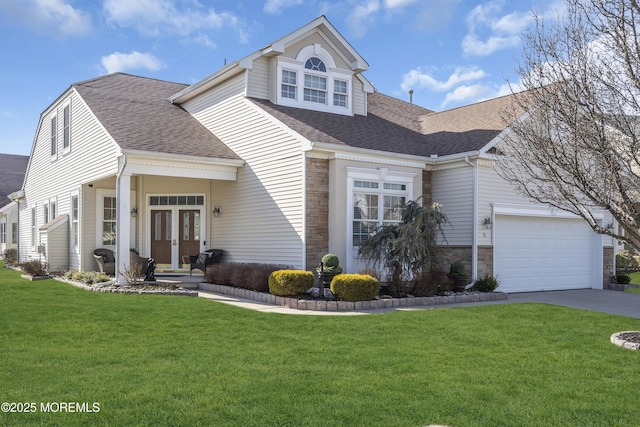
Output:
[12, 16, 615, 292]
[0, 153, 29, 256]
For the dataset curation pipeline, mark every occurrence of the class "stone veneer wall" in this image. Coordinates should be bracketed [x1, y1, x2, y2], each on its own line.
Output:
[434, 246, 472, 275]
[305, 157, 330, 269]
[422, 170, 432, 206]
[603, 246, 614, 287]
[477, 246, 493, 278]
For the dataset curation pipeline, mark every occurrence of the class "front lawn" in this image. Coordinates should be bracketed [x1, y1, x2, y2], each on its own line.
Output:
[1, 262, 639, 426]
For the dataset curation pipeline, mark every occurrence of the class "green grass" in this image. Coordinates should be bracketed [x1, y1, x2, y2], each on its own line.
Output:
[628, 271, 640, 285]
[1, 262, 640, 426]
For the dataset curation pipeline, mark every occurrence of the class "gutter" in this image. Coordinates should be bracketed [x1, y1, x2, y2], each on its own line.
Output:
[464, 156, 478, 281]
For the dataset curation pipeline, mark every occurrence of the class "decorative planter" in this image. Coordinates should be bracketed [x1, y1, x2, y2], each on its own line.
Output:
[452, 276, 469, 292]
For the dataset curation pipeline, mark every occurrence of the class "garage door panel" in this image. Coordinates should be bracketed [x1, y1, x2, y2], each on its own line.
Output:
[495, 215, 594, 293]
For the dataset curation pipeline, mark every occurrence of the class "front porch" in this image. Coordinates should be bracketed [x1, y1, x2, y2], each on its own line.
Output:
[91, 152, 243, 284]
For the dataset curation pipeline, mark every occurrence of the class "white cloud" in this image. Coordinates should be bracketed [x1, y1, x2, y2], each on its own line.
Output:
[462, 33, 520, 56]
[384, 0, 417, 9]
[441, 84, 496, 107]
[0, 0, 91, 38]
[462, 1, 532, 57]
[263, 0, 304, 15]
[103, 0, 247, 45]
[346, 0, 380, 38]
[401, 66, 488, 92]
[101, 51, 166, 74]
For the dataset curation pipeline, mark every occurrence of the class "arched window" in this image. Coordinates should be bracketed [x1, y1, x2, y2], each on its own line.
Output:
[278, 44, 351, 114]
[304, 57, 326, 72]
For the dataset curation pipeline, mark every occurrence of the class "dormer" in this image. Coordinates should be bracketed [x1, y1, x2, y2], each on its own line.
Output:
[170, 16, 374, 117]
[276, 43, 354, 115]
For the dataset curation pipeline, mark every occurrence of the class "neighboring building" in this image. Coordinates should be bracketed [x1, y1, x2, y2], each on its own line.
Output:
[0, 154, 29, 256]
[13, 16, 615, 291]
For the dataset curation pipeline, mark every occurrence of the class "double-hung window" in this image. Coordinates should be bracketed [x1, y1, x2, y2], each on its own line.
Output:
[0, 222, 6, 244]
[281, 70, 297, 100]
[11, 223, 17, 244]
[71, 194, 79, 247]
[334, 79, 348, 107]
[50, 115, 57, 158]
[63, 103, 71, 153]
[102, 196, 116, 246]
[31, 207, 36, 248]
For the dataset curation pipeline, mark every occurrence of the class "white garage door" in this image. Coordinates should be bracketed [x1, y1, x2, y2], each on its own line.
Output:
[494, 215, 597, 293]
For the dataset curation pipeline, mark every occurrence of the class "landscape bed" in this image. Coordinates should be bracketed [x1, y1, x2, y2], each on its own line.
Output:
[1, 261, 640, 427]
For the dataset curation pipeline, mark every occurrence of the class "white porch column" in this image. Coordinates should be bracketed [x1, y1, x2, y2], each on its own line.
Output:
[116, 172, 131, 284]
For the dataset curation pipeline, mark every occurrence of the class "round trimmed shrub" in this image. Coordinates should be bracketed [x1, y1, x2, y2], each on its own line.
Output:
[268, 270, 314, 296]
[320, 253, 342, 273]
[330, 273, 380, 302]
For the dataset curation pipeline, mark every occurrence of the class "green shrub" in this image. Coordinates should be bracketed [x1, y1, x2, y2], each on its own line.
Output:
[473, 273, 500, 292]
[268, 270, 314, 296]
[615, 273, 632, 284]
[63, 270, 112, 285]
[318, 253, 343, 273]
[616, 250, 639, 270]
[330, 274, 380, 302]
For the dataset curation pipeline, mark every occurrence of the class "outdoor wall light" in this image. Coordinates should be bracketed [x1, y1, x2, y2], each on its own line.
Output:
[483, 215, 493, 229]
[213, 206, 221, 217]
[131, 208, 137, 217]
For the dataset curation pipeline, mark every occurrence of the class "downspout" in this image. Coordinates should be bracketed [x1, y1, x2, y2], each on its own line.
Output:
[464, 156, 478, 281]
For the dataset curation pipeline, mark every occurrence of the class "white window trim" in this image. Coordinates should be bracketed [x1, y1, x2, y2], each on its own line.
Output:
[96, 190, 117, 251]
[276, 44, 353, 116]
[62, 100, 71, 155]
[0, 221, 6, 245]
[11, 222, 17, 245]
[50, 113, 58, 160]
[70, 190, 80, 252]
[346, 167, 415, 250]
[31, 205, 37, 250]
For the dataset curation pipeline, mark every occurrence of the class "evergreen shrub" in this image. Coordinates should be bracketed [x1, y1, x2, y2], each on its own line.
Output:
[268, 270, 314, 296]
[330, 274, 380, 302]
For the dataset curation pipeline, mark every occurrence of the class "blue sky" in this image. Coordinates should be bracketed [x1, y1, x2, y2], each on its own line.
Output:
[0, 0, 563, 156]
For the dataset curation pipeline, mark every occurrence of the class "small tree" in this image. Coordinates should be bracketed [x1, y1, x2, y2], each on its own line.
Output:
[497, 0, 640, 252]
[358, 200, 449, 296]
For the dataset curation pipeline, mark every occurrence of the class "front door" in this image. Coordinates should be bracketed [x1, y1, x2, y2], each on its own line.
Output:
[179, 210, 201, 269]
[150, 206, 204, 270]
[151, 210, 172, 268]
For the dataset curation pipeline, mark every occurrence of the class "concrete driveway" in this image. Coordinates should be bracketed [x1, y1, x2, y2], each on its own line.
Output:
[507, 289, 640, 319]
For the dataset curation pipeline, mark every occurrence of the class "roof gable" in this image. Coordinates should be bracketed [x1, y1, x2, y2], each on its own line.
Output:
[73, 73, 240, 160]
[0, 154, 29, 209]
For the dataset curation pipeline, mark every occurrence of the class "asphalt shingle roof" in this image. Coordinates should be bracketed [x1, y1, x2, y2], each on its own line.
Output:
[250, 91, 524, 158]
[73, 73, 240, 160]
[0, 154, 28, 209]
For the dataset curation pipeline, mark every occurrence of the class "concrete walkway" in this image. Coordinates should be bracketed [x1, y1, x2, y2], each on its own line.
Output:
[198, 288, 640, 318]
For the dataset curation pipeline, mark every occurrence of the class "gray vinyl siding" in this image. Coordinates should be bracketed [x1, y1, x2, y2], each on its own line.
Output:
[431, 164, 474, 246]
[183, 74, 305, 268]
[19, 88, 119, 267]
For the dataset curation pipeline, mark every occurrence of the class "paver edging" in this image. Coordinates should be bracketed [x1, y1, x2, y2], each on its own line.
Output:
[198, 282, 507, 312]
